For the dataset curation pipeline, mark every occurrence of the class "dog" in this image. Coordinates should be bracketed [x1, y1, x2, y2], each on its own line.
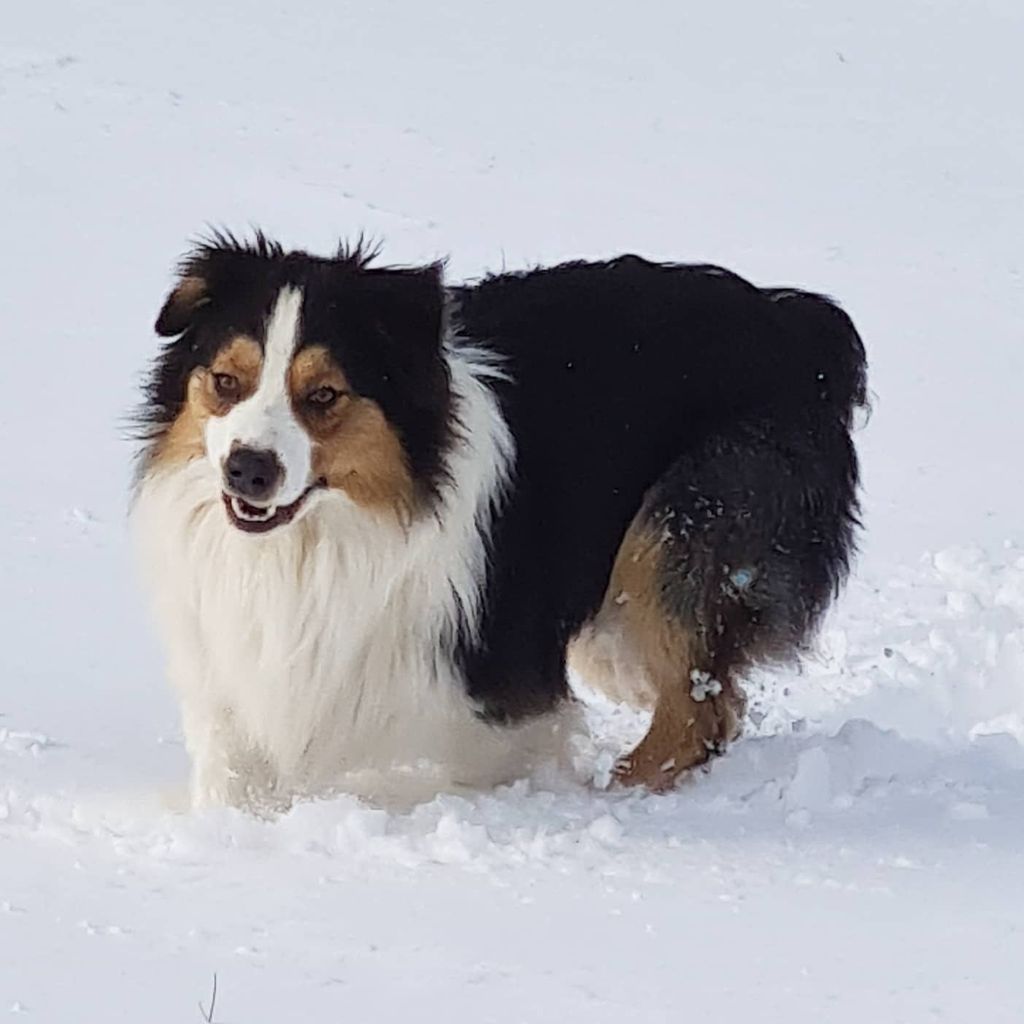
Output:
[132, 232, 867, 809]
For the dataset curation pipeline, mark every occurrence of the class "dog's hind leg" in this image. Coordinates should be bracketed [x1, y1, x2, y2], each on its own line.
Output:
[570, 521, 744, 790]
[572, 414, 859, 791]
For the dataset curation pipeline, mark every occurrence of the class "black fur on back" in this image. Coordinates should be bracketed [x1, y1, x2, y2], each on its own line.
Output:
[449, 255, 868, 721]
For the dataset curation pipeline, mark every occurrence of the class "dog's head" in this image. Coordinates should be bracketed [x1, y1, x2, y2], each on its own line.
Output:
[140, 233, 452, 533]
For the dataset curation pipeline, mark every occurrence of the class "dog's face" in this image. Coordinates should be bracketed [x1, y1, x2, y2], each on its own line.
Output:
[142, 236, 453, 533]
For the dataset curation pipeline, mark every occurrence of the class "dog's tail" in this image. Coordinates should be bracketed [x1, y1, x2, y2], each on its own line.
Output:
[766, 288, 869, 427]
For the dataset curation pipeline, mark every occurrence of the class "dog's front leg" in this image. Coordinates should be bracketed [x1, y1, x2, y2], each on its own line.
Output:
[180, 700, 247, 809]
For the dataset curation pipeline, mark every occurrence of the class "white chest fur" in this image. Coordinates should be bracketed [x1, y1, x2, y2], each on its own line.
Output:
[132, 348, 568, 808]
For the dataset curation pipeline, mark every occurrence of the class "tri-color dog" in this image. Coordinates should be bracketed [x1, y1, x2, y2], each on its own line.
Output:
[132, 233, 867, 809]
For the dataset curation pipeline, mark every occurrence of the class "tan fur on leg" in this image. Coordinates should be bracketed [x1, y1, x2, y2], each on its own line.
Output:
[569, 520, 745, 791]
[613, 673, 744, 791]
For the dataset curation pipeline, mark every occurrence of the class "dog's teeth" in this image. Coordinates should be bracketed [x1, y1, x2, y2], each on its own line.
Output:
[230, 497, 276, 523]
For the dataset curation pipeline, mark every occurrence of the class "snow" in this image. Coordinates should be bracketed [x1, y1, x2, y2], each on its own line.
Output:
[3, 1, 1024, 1020]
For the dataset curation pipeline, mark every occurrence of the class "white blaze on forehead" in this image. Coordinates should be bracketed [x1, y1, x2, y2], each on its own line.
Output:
[205, 286, 314, 506]
[261, 286, 304, 398]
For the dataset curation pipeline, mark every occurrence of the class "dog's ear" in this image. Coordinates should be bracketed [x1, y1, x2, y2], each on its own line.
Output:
[154, 232, 281, 337]
[360, 263, 445, 351]
[154, 274, 210, 337]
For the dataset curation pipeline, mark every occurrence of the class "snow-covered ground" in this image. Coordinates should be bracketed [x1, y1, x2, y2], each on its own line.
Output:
[2, 2, 1023, 1020]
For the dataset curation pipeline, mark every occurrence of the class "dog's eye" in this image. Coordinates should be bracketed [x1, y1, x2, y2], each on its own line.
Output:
[306, 385, 343, 409]
[212, 373, 240, 399]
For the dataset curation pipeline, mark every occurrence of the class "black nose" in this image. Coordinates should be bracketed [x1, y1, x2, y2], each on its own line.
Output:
[224, 446, 283, 502]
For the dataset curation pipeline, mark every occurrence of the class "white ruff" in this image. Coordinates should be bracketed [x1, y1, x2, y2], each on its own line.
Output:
[133, 346, 569, 808]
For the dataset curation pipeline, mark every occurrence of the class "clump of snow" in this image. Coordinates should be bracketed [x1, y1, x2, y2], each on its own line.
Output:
[690, 669, 723, 702]
[0, 729, 55, 757]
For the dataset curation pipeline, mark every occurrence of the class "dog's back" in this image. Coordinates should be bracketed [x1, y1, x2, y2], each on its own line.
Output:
[454, 257, 868, 751]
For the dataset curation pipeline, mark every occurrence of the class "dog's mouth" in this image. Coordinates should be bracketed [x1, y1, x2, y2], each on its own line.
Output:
[221, 480, 325, 534]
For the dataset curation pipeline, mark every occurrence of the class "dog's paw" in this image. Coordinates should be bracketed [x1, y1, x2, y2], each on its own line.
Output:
[188, 763, 240, 810]
[612, 752, 683, 793]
